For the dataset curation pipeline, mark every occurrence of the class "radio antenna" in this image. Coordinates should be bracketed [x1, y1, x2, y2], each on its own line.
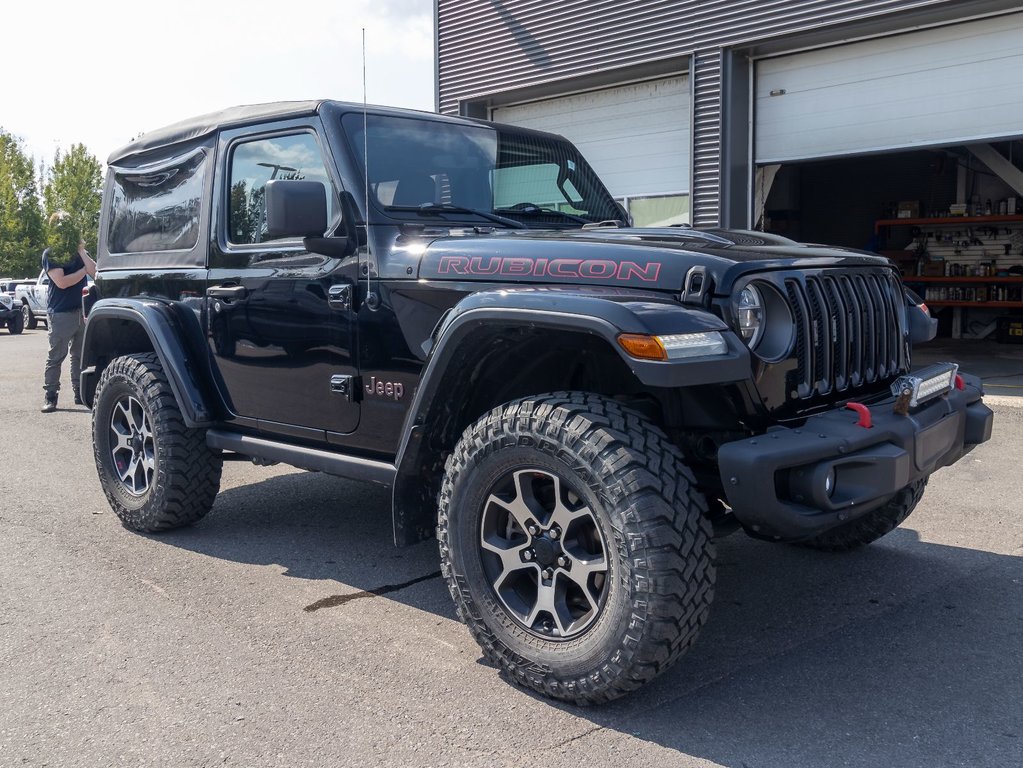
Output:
[362, 28, 376, 308]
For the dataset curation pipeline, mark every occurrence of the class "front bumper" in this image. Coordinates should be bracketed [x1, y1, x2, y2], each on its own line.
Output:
[717, 372, 993, 541]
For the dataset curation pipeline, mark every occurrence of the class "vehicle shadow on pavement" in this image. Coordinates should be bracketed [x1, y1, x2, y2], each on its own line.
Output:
[583, 530, 1023, 768]
[159, 469, 1022, 767]
[156, 468, 455, 616]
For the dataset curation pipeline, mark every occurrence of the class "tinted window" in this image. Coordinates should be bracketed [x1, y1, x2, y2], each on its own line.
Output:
[228, 133, 334, 245]
[107, 151, 205, 254]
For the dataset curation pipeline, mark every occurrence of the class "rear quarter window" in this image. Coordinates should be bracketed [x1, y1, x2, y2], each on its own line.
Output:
[107, 151, 206, 254]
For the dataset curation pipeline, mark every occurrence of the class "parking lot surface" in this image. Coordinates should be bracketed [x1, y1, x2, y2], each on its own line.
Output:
[2, 328, 1021, 767]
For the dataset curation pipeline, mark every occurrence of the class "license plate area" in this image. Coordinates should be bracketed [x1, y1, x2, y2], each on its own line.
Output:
[914, 410, 963, 471]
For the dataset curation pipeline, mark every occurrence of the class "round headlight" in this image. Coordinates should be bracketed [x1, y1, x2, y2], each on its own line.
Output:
[736, 285, 764, 347]
[734, 282, 795, 361]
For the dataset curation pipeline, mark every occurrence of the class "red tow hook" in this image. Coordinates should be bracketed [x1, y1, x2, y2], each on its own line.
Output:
[845, 402, 872, 429]
[955, 374, 965, 391]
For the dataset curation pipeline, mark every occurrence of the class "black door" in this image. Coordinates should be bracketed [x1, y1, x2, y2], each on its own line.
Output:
[207, 125, 359, 435]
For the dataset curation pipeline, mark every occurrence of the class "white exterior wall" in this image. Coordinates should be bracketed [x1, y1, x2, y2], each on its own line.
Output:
[756, 12, 1023, 163]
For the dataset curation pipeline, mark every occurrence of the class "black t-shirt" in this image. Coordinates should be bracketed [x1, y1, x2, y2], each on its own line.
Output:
[42, 248, 87, 314]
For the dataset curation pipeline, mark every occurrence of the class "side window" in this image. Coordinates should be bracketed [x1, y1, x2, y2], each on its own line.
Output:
[228, 133, 334, 245]
[107, 151, 206, 253]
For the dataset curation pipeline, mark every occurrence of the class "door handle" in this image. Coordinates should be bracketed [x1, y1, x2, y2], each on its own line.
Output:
[328, 284, 352, 311]
[207, 285, 248, 299]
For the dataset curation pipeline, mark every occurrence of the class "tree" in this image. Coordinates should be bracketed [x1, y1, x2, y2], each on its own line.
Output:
[0, 129, 45, 277]
[43, 143, 103, 254]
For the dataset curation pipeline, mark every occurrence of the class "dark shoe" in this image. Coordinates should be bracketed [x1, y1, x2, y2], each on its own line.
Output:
[73, 392, 83, 406]
[41, 394, 58, 413]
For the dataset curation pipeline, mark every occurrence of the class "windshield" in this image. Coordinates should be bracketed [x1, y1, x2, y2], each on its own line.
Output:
[341, 113, 622, 227]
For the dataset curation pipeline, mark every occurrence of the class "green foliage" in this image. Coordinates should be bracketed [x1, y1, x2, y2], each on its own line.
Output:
[43, 143, 102, 255]
[46, 214, 83, 263]
[0, 129, 45, 277]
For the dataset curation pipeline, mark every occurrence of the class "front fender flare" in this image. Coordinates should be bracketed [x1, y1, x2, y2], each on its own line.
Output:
[390, 286, 751, 545]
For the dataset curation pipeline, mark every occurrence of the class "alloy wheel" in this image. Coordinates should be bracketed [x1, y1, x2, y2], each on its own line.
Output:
[479, 468, 609, 639]
[109, 395, 155, 496]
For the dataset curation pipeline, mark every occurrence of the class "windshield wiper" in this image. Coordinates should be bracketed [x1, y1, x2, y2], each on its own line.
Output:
[494, 204, 591, 225]
[385, 203, 524, 229]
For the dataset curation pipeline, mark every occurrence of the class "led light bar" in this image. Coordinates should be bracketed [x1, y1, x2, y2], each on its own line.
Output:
[618, 331, 728, 361]
[890, 362, 959, 408]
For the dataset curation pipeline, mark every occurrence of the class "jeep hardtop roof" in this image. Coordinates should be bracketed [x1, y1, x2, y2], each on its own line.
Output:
[107, 100, 511, 166]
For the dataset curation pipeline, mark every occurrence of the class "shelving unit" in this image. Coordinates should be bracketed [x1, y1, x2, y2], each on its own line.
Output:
[884, 219, 1023, 338]
[905, 276, 1023, 282]
[874, 214, 1023, 233]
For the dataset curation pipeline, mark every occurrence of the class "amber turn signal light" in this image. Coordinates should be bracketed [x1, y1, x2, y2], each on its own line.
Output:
[617, 334, 667, 361]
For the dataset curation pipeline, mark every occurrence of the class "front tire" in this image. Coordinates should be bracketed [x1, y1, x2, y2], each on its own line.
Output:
[7, 311, 23, 334]
[799, 478, 928, 552]
[22, 303, 37, 330]
[93, 352, 222, 532]
[438, 392, 716, 704]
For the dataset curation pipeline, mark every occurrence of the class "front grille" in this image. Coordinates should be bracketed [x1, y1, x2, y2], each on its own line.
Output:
[784, 270, 906, 400]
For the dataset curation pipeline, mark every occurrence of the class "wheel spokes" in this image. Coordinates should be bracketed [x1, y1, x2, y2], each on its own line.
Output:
[479, 467, 609, 640]
[525, 581, 568, 636]
[480, 538, 536, 589]
[562, 555, 607, 613]
[108, 395, 155, 496]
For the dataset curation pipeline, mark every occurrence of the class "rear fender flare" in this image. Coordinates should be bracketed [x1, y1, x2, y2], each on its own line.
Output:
[81, 299, 216, 427]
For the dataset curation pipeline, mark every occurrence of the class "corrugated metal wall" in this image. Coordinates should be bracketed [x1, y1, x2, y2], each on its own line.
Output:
[436, 0, 968, 226]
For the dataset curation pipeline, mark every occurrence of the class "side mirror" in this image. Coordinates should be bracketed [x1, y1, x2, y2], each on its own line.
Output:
[265, 180, 328, 239]
[904, 287, 937, 344]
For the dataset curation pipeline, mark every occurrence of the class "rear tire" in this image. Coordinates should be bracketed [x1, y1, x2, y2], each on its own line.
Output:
[93, 353, 222, 532]
[438, 392, 716, 704]
[799, 479, 928, 552]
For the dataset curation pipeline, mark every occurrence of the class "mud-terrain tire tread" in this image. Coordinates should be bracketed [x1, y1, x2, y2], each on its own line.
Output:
[799, 478, 928, 552]
[93, 352, 222, 532]
[437, 391, 716, 704]
[7, 310, 24, 334]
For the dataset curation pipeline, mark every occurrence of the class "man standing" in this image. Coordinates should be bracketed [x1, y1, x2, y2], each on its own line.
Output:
[40, 211, 96, 413]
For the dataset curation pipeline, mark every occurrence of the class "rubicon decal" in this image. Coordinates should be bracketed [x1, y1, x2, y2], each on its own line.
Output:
[436, 255, 661, 282]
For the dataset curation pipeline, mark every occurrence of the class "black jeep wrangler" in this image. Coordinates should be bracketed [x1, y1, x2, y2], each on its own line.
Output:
[82, 101, 993, 704]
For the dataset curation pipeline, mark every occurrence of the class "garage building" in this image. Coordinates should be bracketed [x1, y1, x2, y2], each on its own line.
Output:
[435, 0, 1023, 341]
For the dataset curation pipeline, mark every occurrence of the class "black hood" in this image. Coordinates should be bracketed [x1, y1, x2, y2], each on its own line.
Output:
[414, 227, 891, 294]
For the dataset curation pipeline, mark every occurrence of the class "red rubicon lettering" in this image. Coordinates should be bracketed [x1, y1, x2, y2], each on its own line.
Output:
[502, 257, 533, 275]
[469, 256, 501, 274]
[578, 259, 616, 278]
[438, 256, 470, 274]
[548, 259, 581, 277]
[618, 261, 661, 282]
[433, 255, 663, 282]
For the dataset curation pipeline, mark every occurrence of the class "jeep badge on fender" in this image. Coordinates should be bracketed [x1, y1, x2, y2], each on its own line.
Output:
[365, 376, 404, 400]
[80, 100, 993, 705]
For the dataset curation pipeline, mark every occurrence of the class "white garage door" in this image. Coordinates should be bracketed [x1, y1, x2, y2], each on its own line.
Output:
[491, 76, 690, 199]
[756, 12, 1023, 163]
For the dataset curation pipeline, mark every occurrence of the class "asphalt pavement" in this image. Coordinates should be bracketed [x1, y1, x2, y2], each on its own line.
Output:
[2, 328, 1021, 768]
